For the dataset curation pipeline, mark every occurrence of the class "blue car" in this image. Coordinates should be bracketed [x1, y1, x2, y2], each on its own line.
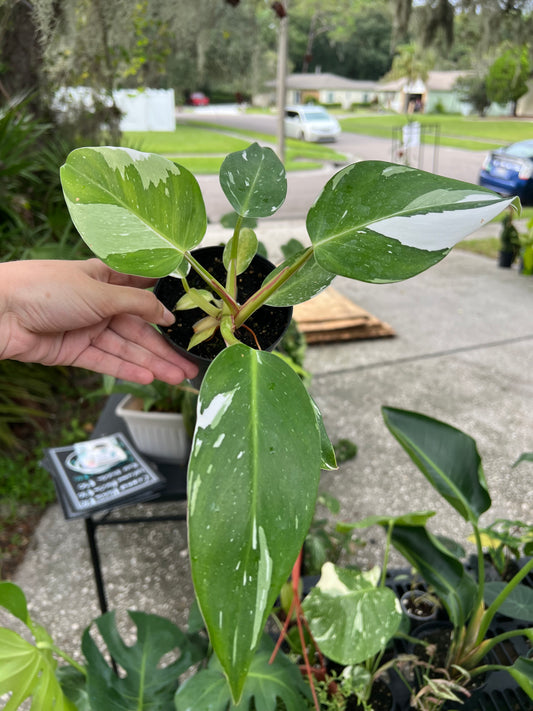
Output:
[479, 139, 533, 205]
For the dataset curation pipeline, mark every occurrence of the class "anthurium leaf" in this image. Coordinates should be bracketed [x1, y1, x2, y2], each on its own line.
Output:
[223, 227, 258, 274]
[188, 344, 321, 702]
[81, 610, 204, 711]
[174, 635, 311, 711]
[263, 249, 335, 306]
[307, 160, 516, 283]
[0, 581, 29, 624]
[60, 147, 207, 277]
[390, 524, 477, 628]
[0, 629, 76, 711]
[301, 562, 402, 665]
[382, 407, 491, 523]
[219, 143, 287, 218]
[484, 582, 533, 621]
[507, 657, 533, 700]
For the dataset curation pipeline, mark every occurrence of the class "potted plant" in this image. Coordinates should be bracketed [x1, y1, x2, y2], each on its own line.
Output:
[54, 142, 516, 704]
[379, 406, 533, 707]
[0, 143, 516, 709]
[106, 378, 198, 464]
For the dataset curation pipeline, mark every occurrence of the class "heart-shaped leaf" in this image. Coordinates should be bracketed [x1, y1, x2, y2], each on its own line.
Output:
[60, 147, 207, 277]
[188, 344, 321, 702]
[484, 582, 533, 622]
[302, 563, 402, 665]
[307, 160, 517, 284]
[382, 406, 491, 523]
[219, 143, 287, 218]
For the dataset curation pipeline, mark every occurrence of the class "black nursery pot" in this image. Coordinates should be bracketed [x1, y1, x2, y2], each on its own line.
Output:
[154, 246, 293, 384]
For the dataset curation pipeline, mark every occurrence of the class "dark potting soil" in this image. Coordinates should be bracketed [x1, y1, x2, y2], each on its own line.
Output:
[155, 248, 291, 361]
[346, 678, 394, 711]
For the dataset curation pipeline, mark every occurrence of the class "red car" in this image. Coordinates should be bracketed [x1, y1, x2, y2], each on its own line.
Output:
[189, 92, 209, 106]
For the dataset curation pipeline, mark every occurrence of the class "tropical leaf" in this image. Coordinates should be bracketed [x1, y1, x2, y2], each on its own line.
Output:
[302, 563, 402, 665]
[307, 160, 516, 283]
[0, 581, 29, 624]
[513, 451, 533, 467]
[382, 407, 491, 523]
[484, 582, 533, 622]
[0, 629, 76, 711]
[219, 143, 287, 218]
[223, 227, 258, 275]
[174, 635, 311, 711]
[506, 657, 533, 700]
[81, 610, 205, 711]
[60, 147, 207, 277]
[337, 511, 436, 533]
[188, 344, 321, 702]
[390, 525, 477, 628]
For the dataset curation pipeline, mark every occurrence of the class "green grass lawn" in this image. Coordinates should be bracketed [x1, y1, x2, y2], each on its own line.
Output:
[123, 122, 346, 174]
[338, 113, 533, 151]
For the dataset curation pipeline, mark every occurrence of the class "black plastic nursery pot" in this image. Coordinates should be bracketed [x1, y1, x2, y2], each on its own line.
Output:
[154, 246, 293, 383]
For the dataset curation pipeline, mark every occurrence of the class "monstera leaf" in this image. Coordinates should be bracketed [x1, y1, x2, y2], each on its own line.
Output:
[174, 635, 311, 711]
[0, 582, 76, 711]
[82, 610, 205, 711]
[307, 161, 517, 284]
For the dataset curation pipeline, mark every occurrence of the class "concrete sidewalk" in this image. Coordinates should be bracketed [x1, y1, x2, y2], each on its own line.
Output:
[8, 219, 533, 660]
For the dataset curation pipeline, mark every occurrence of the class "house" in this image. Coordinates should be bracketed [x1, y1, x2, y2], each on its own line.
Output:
[376, 70, 474, 114]
[256, 72, 378, 109]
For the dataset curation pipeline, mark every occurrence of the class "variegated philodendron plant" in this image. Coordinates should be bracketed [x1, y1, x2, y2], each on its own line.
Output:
[59, 142, 517, 702]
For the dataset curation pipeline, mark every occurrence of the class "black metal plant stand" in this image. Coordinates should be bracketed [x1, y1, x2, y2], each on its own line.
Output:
[84, 394, 188, 614]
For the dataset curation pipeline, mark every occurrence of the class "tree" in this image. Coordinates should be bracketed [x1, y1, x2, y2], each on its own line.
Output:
[486, 45, 530, 115]
[455, 73, 491, 115]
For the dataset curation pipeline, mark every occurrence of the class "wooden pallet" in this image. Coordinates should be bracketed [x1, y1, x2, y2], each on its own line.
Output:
[293, 287, 395, 344]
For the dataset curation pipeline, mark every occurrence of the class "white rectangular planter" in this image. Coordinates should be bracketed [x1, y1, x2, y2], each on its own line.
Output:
[115, 395, 191, 464]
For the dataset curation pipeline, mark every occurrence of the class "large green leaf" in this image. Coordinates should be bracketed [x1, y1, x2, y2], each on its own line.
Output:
[219, 143, 287, 218]
[81, 610, 204, 711]
[390, 525, 477, 628]
[337, 511, 436, 532]
[60, 147, 207, 277]
[307, 161, 516, 283]
[382, 407, 491, 523]
[174, 635, 311, 711]
[263, 249, 335, 307]
[0, 629, 76, 711]
[301, 563, 402, 665]
[188, 344, 321, 702]
[484, 582, 533, 622]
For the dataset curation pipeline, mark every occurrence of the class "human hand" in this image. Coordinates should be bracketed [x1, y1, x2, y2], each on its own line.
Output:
[0, 259, 198, 384]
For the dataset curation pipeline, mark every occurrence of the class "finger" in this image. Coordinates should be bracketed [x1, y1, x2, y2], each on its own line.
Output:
[71, 345, 162, 384]
[108, 315, 199, 380]
[94, 282, 176, 327]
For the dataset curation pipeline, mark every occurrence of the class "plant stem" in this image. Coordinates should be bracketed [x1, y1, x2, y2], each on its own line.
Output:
[185, 252, 239, 314]
[225, 215, 243, 298]
[37, 642, 87, 677]
[235, 247, 314, 327]
[380, 522, 393, 588]
[476, 556, 533, 643]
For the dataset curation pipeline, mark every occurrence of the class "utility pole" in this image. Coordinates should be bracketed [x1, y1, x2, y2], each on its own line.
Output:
[274, 1, 289, 164]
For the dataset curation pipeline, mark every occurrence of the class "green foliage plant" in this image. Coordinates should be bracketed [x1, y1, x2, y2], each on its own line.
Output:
[55, 141, 518, 704]
[380, 406, 533, 706]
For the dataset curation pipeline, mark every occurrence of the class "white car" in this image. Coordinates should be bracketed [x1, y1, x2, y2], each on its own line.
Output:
[284, 105, 341, 142]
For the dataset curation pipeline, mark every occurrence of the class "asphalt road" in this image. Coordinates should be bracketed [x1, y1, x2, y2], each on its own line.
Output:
[179, 109, 489, 223]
